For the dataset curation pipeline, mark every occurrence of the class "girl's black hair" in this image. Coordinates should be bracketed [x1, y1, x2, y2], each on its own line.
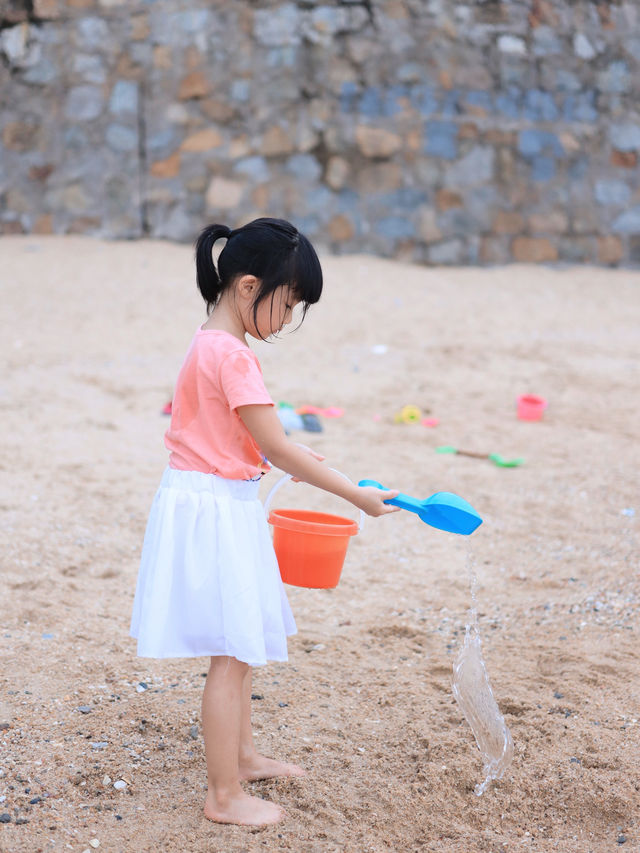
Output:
[195, 217, 323, 338]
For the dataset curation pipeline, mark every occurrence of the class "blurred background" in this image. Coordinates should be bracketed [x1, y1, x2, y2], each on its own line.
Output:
[1, 0, 639, 265]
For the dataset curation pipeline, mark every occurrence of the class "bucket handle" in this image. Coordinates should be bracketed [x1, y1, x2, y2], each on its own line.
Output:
[264, 469, 366, 532]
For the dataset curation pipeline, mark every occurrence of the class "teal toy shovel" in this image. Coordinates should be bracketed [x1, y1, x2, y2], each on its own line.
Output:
[358, 479, 483, 535]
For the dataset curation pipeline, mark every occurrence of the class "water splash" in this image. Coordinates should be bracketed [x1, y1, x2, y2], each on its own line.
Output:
[452, 554, 514, 796]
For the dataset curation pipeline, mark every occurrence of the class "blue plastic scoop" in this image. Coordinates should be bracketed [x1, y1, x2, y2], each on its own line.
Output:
[358, 479, 483, 535]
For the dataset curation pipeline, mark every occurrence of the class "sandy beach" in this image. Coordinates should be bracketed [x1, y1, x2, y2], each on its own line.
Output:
[1, 235, 639, 852]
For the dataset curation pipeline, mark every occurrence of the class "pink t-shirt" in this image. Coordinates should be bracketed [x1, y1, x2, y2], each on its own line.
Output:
[164, 329, 274, 479]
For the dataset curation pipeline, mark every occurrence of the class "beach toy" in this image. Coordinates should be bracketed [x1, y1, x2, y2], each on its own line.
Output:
[265, 472, 364, 588]
[358, 479, 482, 535]
[394, 404, 422, 424]
[516, 394, 547, 421]
[300, 413, 323, 432]
[436, 446, 524, 468]
[296, 405, 344, 418]
[277, 405, 304, 432]
[421, 417, 439, 427]
[277, 409, 323, 433]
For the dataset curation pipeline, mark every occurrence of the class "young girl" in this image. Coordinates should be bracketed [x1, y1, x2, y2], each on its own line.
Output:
[130, 218, 399, 827]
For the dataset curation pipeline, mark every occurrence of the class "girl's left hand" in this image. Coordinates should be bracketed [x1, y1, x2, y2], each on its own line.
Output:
[291, 443, 325, 482]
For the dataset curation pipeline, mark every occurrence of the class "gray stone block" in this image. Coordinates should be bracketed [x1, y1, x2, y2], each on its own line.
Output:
[609, 124, 640, 151]
[254, 5, 302, 47]
[65, 86, 104, 121]
[76, 17, 110, 50]
[444, 147, 495, 187]
[596, 61, 631, 94]
[106, 124, 138, 152]
[109, 80, 139, 114]
[234, 156, 271, 183]
[594, 180, 631, 206]
[424, 121, 458, 160]
[612, 206, 640, 234]
[285, 154, 322, 182]
[428, 238, 464, 264]
[73, 54, 107, 85]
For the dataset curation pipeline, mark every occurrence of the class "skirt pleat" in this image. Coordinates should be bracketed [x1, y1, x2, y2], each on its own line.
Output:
[130, 468, 296, 665]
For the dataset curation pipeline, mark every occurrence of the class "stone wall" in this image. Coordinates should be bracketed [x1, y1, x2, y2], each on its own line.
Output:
[1, 0, 639, 265]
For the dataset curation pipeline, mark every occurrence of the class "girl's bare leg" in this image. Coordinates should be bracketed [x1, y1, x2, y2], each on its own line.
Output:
[238, 668, 306, 782]
[202, 656, 284, 825]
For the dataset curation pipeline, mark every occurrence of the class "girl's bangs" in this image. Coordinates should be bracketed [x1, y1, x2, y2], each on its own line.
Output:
[290, 239, 323, 307]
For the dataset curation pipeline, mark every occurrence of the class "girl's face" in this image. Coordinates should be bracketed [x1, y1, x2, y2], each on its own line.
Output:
[248, 285, 300, 339]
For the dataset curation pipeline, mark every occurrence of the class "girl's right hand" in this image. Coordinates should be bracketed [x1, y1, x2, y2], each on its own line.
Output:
[353, 486, 401, 517]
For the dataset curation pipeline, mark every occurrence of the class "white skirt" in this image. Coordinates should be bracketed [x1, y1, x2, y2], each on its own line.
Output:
[130, 468, 296, 665]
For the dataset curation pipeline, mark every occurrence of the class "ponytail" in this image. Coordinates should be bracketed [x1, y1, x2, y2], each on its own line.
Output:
[195, 224, 231, 312]
[193, 217, 323, 330]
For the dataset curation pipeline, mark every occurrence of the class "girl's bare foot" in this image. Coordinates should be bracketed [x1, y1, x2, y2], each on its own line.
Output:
[239, 752, 306, 782]
[204, 789, 284, 826]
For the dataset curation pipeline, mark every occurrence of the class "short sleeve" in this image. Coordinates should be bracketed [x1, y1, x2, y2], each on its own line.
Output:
[219, 349, 274, 411]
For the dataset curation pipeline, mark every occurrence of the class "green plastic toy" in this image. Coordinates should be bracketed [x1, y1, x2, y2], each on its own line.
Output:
[436, 446, 524, 468]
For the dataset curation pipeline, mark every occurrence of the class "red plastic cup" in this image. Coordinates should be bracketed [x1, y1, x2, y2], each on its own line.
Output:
[516, 394, 547, 421]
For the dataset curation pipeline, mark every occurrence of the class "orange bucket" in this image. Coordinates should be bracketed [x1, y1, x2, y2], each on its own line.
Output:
[264, 473, 363, 589]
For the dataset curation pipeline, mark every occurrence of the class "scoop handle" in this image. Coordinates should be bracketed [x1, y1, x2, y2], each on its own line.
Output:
[357, 479, 422, 514]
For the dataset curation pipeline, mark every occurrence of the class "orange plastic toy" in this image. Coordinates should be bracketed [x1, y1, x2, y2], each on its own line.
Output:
[268, 508, 358, 588]
[264, 473, 363, 589]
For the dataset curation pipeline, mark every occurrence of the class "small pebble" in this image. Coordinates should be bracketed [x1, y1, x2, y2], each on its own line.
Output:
[113, 780, 127, 791]
[29, 796, 42, 804]
[136, 683, 148, 693]
[15, 817, 28, 825]
[77, 705, 92, 714]
[0, 814, 11, 823]
[251, 693, 263, 700]
[617, 835, 627, 845]
[102, 775, 112, 787]
[278, 702, 288, 708]
[89, 839, 100, 848]
[569, 757, 581, 764]
[115, 815, 122, 821]
[91, 742, 108, 750]
[554, 691, 564, 699]
[189, 726, 198, 740]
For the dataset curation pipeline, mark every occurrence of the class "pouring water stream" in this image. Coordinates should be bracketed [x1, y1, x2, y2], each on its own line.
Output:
[451, 552, 514, 795]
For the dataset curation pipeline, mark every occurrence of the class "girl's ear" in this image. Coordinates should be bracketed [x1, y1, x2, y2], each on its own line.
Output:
[237, 275, 259, 299]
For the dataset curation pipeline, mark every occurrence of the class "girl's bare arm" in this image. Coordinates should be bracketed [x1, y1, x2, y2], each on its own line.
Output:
[237, 404, 399, 517]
